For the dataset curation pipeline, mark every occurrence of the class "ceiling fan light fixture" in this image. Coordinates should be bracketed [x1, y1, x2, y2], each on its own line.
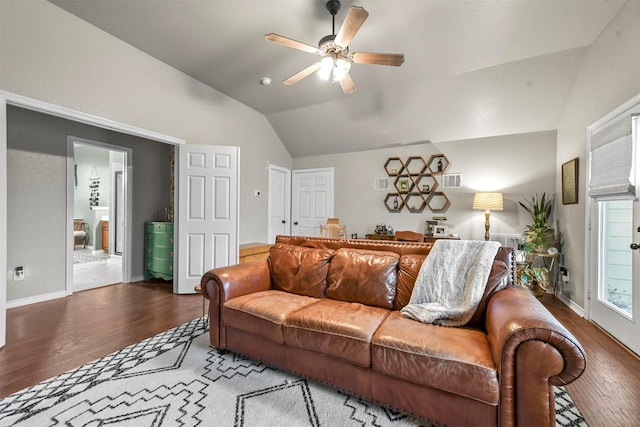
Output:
[317, 55, 351, 82]
[318, 56, 334, 81]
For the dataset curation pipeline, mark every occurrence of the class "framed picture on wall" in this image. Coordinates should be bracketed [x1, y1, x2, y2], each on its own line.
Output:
[562, 157, 579, 205]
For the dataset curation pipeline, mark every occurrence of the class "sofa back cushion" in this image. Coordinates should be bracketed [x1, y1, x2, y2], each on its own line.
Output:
[394, 254, 427, 310]
[325, 248, 399, 309]
[268, 244, 335, 298]
[466, 260, 509, 328]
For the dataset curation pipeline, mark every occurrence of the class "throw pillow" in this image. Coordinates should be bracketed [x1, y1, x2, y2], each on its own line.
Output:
[268, 243, 335, 298]
[325, 248, 399, 309]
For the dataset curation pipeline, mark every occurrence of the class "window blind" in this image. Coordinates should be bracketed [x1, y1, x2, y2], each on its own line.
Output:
[588, 114, 638, 200]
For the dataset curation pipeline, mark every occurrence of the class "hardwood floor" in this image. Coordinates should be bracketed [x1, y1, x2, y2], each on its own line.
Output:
[0, 281, 202, 398]
[0, 285, 638, 426]
[540, 294, 640, 427]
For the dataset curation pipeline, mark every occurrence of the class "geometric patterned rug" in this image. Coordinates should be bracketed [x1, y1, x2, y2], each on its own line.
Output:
[0, 318, 588, 426]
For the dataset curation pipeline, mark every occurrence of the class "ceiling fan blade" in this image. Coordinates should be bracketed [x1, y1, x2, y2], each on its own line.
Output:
[352, 52, 405, 66]
[339, 73, 356, 94]
[334, 6, 369, 48]
[283, 63, 322, 85]
[265, 33, 319, 54]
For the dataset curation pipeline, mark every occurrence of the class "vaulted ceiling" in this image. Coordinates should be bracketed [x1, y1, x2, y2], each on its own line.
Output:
[50, 0, 625, 157]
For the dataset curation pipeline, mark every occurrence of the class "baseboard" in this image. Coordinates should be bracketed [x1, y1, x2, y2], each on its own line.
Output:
[130, 274, 144, 283]
[557, 293, 585, 317]
[6, 291, 67, 309]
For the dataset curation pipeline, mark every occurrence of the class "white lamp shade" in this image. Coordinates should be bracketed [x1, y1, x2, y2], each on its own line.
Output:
[473, 192, 504, 211]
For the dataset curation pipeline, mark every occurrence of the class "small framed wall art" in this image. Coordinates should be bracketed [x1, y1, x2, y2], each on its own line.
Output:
[398, 178, 410, 193]
[562, 157, 579, 205]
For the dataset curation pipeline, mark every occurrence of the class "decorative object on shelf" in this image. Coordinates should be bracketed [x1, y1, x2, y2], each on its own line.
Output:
[397, 178, 409, 193]
[472, 192, 504, 241]
[433, 225, 448, 237]
[424, 220, 438, 237]
[519, 192, 556, 253]
[383, 154, 451, 213]
[562, 157, 579, 205]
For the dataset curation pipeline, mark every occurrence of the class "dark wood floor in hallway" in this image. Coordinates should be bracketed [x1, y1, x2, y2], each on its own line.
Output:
[0, 284, 638, 426]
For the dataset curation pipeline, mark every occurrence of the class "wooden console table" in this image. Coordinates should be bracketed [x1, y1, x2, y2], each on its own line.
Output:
[239, 243, 273, 263]
[365, 234, 395, 241]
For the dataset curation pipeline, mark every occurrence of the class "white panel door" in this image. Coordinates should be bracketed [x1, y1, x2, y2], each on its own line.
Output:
[176, 144, 239, 294]
[291, 168, 334, 237]
[268, 164, 290, 243]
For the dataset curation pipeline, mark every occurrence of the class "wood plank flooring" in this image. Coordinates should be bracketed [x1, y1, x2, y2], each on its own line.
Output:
[0, 284, 638, 426]
[0, 281, 202, 398]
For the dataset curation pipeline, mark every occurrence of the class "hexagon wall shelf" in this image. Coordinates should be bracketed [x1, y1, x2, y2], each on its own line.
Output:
[383, 155, 451, 213]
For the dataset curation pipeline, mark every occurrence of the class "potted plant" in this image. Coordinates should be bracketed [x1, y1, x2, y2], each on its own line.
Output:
[519, 265, 550, 299]
[519, 193, 556, 253]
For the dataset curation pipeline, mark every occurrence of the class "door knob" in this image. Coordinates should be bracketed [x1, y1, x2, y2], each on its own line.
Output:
[282, 220, 286, 224]
[630, 243, 640, 251]
[294, 221, 298, 225]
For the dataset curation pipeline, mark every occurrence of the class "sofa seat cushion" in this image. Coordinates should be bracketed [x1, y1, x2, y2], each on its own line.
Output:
[372, 311, 499, 405]
[283, 299, 390, 367]
[223, 290, 319, 345]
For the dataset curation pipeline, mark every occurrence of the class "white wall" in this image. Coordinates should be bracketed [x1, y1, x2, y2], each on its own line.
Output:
[0, 0, 292, 244]
[293, 131, 557, 241]
[556, 0, 640, 307]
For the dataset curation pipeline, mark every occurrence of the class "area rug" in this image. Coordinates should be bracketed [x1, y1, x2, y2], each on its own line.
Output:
[73, 249, 110, 264]
[0, 318, 587, 426]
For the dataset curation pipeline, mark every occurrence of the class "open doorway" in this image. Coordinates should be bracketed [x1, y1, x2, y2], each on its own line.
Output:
[68, 137, 130, 292]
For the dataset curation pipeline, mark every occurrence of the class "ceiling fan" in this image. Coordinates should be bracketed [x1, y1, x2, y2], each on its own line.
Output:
[265, 0, 405, 94]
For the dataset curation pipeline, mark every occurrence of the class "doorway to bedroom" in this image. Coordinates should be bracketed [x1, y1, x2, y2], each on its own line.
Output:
[70, 138, 128, 292]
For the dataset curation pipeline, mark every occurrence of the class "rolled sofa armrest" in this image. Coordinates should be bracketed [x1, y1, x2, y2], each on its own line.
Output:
[485, 287, 586, 427]
[200, 260, 272, 347]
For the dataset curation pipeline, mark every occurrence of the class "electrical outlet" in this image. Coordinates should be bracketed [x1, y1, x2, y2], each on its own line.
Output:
[14, 266, 24, 281]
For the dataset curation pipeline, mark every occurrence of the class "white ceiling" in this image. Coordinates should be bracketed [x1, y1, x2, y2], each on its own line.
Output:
[49, 0, 625, 157]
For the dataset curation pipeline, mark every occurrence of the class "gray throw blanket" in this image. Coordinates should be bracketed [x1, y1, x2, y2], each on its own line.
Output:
[401, 239, 500, 326]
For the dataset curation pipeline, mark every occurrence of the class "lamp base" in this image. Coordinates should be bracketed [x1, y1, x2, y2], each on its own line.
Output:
[484, 210, 491, 241]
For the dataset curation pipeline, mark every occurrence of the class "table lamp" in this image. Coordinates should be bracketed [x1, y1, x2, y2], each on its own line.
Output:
[473, 192, 503, 241]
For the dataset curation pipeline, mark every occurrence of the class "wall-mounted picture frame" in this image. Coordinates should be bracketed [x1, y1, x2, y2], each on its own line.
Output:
[424, 220, 438, 236]
[398, 178, 410, 193]
[562, 157, 579, 205]
[433, 225, 448, 237]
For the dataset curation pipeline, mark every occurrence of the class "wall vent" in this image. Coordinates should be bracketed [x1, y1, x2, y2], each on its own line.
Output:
[442, 173, 462, 188]
[374, 177, 390, 191]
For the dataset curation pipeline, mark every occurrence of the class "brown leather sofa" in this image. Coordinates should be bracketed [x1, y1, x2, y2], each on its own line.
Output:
[201, 236, 586, 426]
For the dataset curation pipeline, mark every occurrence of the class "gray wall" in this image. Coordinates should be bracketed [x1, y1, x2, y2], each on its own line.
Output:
[293, 131, 557, 241]
[0, 0, 293, 245]
[555, 0, 640, 307]
[7, 106, 170, 302]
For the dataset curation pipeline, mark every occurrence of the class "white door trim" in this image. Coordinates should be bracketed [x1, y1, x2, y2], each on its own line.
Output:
[0, 90, 185, 348]
[268, 164, 291, 243]
[66, 136, 133, 292]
